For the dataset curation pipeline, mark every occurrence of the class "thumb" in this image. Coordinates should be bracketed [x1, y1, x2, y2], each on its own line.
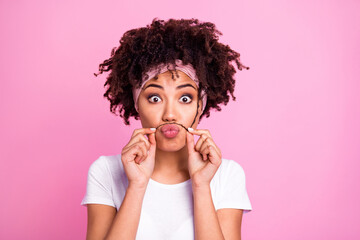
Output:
[148, 132, 156, 145]
[148, 132, 156, 155]
[186, 131, 195, 154]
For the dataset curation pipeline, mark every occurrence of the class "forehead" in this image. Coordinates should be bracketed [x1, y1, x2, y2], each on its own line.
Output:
[143, 70, 197, 88]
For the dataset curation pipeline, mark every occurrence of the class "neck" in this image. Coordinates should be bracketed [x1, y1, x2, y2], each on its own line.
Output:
[151, 146, 190, 182]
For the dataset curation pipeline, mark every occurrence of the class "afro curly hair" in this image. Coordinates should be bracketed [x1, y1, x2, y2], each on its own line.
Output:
[94, 17, 249, 125]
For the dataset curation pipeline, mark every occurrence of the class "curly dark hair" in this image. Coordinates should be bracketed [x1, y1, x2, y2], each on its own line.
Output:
[94, 17, 249, 125]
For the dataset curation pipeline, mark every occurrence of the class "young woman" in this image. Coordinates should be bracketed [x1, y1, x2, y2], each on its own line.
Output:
[81, 18, 252, 240]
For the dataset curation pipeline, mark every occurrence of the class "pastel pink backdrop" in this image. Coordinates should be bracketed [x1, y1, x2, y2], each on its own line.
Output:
[0, 0, 359, 239]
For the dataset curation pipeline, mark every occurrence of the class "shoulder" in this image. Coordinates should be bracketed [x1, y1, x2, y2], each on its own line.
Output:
[87, 154, 123, 177]
[89, 154, 121, 167]
[82, 154, 124, 208]
[211, 158, 247, 188]
[84, 154, 128, 194]
[217, 158, 246, 177]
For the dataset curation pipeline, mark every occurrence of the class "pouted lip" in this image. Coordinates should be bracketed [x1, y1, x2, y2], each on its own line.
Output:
[160, 123, 180, 133]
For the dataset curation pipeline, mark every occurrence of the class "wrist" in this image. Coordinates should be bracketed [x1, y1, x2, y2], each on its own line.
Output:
[192, 182, 211, 190]
[191, 177, 211, 189]
[128, 180, 149, 191]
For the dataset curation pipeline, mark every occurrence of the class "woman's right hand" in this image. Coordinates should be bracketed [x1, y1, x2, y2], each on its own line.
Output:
[121, 128, 157, 188]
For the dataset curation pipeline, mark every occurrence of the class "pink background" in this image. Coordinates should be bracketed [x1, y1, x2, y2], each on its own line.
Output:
[1, 0, 359, 239]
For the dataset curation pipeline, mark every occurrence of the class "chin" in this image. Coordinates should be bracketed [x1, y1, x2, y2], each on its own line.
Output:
[155, 136, 186, 152]
[157, 144, 185, 152]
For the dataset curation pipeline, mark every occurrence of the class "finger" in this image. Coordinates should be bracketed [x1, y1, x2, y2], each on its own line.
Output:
[128, 143, 147, 164]
[131, 127, 157, 138]
[138, 154, 147, 165]
[124, 137, 151, 153]
[194, 134, 209, 152]
[138, 141, 153, 164]
[136, 135, 151, 149]
[202, 146, 222, 174]
[207, 145, 222, 165]
[200, 143, 220, 162]
[186, 131, 196, 154]
[134, 154, 142, 164]
[128, 128, 156, 147]
[138, 140, 149, 157]
[198, 137, 221, 157]
[135, 133, 156, 165]
[187, 128, 212, 138]
[122, 145, 143, 164]
[201, 145, 211, 161]
[198, 139, 214, 161]
[147, 132, 156, 146]
[147, 132, 157, 157]
[126, 128, 155, 148]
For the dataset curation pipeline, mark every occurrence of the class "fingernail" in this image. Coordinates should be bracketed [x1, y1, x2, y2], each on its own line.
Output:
[150, 128, 156, 131]
[188, 128, 194, 132]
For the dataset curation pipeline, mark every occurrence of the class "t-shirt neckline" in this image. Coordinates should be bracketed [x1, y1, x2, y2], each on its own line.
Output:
[149, 177, 192, 189]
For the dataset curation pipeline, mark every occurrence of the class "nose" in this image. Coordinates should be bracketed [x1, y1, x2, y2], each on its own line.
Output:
[162, 99, 178, 122]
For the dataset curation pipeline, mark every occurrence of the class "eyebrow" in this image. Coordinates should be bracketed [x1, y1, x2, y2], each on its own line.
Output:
[143, 83, 196, 90]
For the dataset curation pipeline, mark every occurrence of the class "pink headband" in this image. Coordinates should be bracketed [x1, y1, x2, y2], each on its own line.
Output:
[132, 59, 207, 113]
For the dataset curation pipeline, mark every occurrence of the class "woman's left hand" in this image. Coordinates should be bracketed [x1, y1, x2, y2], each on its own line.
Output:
[186, 128, 222, 187]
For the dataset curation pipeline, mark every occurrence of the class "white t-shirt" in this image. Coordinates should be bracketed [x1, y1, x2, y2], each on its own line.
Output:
[81, 154, 252, 239]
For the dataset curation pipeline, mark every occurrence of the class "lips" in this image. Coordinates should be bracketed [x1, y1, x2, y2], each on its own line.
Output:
[160, 124, 180, 139]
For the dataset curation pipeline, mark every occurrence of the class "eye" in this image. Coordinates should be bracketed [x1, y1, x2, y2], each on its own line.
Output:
[179, 95, 193, 104]
[148, 95, 162, 103]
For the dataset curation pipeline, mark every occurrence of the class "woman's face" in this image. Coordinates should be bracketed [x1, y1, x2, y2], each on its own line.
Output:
[138, 70, 202, 152]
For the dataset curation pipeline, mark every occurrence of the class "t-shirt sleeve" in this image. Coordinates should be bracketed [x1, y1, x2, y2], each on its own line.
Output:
[80, 156, 116, 208]
[217, 160, 252, 213]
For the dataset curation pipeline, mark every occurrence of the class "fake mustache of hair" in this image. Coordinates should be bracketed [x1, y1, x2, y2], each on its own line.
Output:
[155, 122, 190, 132]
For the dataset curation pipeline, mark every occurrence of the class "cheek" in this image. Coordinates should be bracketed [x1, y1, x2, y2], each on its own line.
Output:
[139, 109, 162, 127]
[181, 106, 200, 126]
